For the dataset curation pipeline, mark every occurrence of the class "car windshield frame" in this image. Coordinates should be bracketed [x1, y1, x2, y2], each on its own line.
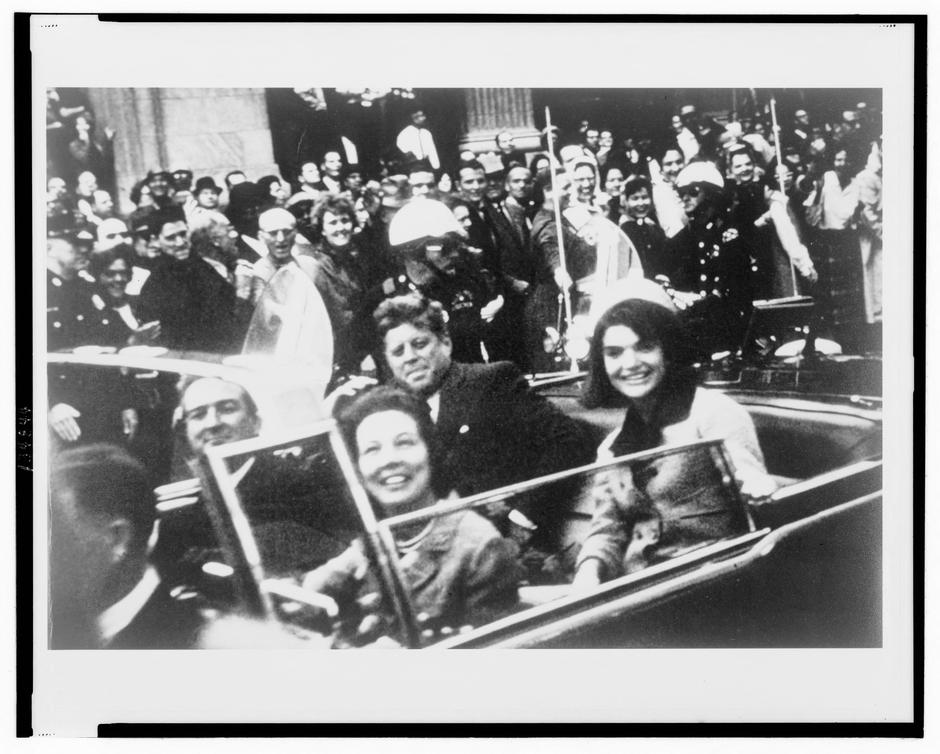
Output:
[376, 436, 755, 646]
[199, 419, 422, 646]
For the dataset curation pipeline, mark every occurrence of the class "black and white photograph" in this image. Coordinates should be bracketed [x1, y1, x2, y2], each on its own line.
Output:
[22, 11, 921, 739]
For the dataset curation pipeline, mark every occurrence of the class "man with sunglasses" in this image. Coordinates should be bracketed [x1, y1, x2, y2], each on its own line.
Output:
[663, 161, 754, 355]
[381, 199, 500, 365]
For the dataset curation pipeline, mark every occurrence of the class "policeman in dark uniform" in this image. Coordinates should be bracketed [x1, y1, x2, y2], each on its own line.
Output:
[362, 199, 501, 367]
[725, 144, 776, 300]
[664, 161, 754, 356]
[47, 216, 102, 351]
[47, 215, 137, 447]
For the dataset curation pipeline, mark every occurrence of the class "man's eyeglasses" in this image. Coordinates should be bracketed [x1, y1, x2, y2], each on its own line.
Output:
[677, 185, 703, 199]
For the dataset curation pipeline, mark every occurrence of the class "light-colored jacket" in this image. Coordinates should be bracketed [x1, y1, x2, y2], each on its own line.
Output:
[303, 508, 521, 629]
[576, 388, 774, 579]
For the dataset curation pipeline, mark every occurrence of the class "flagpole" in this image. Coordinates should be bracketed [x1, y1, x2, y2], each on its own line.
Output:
[769, 94, 799, 294]
[544, 107, 573, 333]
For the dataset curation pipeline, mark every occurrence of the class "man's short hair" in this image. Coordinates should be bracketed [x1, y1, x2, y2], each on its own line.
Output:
[373, 293, 449, 341]
[457, 159, 485, 176]
[88, 244, 135, 279]
[658, 142, 685, 163]
[727, 143, 756, 163]
[178, 376, 260, 430]
[51, 444, 156, 553]
[150, 204, 187, 237]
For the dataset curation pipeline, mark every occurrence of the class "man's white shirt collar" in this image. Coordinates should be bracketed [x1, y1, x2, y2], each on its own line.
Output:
[426, 391, 441, 423]
[97, 565, 161, 644]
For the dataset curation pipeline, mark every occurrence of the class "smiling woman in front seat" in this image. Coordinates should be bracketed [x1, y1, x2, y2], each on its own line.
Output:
[573, 280, 776, 588]
[301, 385, 521, 636]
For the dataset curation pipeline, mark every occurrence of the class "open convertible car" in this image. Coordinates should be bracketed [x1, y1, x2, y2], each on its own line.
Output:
[46, 348, 883, 649]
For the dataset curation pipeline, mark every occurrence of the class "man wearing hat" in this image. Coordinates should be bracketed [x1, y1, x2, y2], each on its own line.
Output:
[124, 211, 160, 297]
[664, 161, 754, 355]
[47, 216, 137, 446]
[192, 176, 223, 212]
[145, 170, 176, 210]
[377, 198, 501, 365]
[171, 168, 195, 209]
[47, 215, 100, 350]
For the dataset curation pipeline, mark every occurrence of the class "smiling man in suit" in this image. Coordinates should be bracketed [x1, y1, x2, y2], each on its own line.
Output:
[372, 292, 593, 541]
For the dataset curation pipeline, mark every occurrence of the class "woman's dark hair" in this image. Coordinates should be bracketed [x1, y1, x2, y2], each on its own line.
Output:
[129, 179, 149, 208]
[830, 146, 861, 173]
[256, 174, 281, 193]
[657, 142, 685, 164]
[530, 153, 551, 172]
[622, 174, 652, 199]
[581, 298, 698, 411]
[335, 384, 451, 502]
[225, 182, 263, 236]
[309, 194, 359, 242]
[89, 244, 135, 281]
[600, 163, 626, 186]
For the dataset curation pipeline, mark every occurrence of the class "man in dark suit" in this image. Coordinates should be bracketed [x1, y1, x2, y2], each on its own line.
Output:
[456, 159, 530, 366]
[372, 293, 594, 541]
[137, 205, 247, 353]
[49, 444, 207, 648]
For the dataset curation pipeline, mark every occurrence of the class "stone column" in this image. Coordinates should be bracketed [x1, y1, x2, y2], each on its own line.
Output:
[459, 87, 542, 155]
[86, 88, 279, 214]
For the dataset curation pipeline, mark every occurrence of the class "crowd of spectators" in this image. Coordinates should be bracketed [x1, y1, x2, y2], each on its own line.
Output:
[47, 92, 883, 381]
